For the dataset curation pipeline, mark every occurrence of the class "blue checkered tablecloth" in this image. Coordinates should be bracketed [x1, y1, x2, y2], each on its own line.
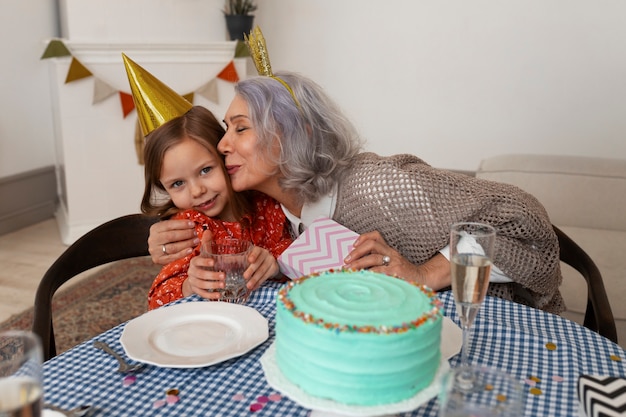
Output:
[43, 283, 626, 416]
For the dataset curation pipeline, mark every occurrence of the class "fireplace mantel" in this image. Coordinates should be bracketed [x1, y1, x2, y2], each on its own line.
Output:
[49, 41, 247, 244]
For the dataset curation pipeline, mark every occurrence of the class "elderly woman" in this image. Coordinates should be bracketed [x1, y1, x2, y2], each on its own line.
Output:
[149, 70, 564, 314]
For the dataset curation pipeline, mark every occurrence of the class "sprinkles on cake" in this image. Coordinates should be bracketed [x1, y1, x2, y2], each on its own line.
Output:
[278, 269, 443, 334]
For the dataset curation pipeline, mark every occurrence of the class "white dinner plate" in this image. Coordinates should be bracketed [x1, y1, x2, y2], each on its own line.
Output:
[260, 317, 462, 417]
[441, 317, 463, 359]
[42, 410, 65, 417]
[120, 302, 268, 368]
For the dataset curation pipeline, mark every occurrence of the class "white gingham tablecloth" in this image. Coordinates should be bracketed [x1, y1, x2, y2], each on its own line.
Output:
[43, 282, 626, 416]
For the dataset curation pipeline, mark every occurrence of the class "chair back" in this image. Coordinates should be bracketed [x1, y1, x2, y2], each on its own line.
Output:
[553, 225, 617, 342]
[32, 214, 159, 360]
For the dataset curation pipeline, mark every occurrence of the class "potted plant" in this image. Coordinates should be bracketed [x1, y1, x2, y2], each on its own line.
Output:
[223, 0, 257, 41]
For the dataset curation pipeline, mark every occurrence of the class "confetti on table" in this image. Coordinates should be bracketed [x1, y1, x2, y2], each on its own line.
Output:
[250, 403, 264, 412]
[545, 342, 557, 351]
[552, 375, 564, 382]
[257, 395, 269, 403]
[122, 375, 136, 387]
[232, 393, 245, 401]
[166, 389, 179, 396]
[153, 399, 166, 408]
[166, 394, 179, 404]
[528, 376, 541, 383]
[529, 387, 543, 395]
[484, 384, 494, 391]
[525, 379, 537, 387]
[496, 394, 508, 402]
[268, 394, 282, 401]
[610, 355, 622, 362]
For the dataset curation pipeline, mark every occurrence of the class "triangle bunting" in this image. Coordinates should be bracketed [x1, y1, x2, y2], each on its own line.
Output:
[119, 91, 135, 118]
[41, 38, 242, 164]
[93, 78, 118, 104]
[40, 39, 72, 59]
[65, 58, 92, 84]
[196, 79, 219, 104]
[217, 61, 239, 83]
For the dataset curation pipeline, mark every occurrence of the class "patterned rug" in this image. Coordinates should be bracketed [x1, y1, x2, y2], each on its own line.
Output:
[0, 257, 161, 355]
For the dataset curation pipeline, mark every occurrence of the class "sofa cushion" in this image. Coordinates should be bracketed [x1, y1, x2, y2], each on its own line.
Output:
[558, 226, 626, 320]
[476, 154, 626, 231]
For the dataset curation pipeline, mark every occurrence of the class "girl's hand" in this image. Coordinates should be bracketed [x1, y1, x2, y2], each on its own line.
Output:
[148, 219, 199, 265]
[244, 246, 280, 291]
[185, 252, 224, 300]
[344, 230, 451, 290]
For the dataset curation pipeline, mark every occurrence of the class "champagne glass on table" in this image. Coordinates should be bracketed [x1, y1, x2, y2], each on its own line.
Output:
[0, 330, 43, 417]
[449, 222, 496, 390]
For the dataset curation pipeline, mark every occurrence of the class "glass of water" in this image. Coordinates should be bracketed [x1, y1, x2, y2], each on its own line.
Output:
[0, 330, 43, 417]
[202, 238, 253, 304]
[439, 365, 522, 417]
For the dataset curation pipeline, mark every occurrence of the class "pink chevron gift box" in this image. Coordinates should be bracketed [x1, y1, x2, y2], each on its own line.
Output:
[278, 217, 359, 279]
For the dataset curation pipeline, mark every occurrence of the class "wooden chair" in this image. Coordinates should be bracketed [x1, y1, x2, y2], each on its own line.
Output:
[32, 214, 159, 360]
[553, 225, 618, 343]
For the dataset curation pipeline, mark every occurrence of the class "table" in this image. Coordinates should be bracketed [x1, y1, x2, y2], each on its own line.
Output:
[43, 282, 626, 416]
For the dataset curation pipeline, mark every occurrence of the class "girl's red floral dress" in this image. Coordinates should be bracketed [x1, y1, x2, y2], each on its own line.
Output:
[148, 193, 292, 309]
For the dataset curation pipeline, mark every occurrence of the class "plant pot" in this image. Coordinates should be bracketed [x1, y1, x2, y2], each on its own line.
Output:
[225, 15, 254, 41]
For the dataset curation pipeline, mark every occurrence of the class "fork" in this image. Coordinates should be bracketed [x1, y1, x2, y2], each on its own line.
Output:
[93, 340, 145, 373]
[44, 403, 92, 417]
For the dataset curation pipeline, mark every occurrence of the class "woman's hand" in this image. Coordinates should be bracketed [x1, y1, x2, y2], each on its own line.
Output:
[148, 219, 199, 265]
[185, 252, 224, 300]
[244, 246, 280, 291]
[344, 231, 451, 290]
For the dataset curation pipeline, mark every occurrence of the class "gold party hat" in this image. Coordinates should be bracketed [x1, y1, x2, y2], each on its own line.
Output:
[122, 53, 193, 136]
[244, 26, 300, 108]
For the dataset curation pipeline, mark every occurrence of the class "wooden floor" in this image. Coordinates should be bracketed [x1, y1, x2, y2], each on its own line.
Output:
[0, 218, 68, 322]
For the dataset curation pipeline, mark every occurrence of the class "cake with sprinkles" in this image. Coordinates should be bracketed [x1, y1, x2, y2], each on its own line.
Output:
[275, 269, 443, 406]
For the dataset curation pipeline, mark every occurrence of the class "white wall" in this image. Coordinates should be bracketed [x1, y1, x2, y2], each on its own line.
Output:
[0, 1, 58, 178]
[256, 0, 626, 170]
[2, 0, 625, 181]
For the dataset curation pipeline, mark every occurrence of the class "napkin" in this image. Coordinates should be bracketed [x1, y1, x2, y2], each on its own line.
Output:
[577, 375, 626, 417]
[278, 217, 359, 279]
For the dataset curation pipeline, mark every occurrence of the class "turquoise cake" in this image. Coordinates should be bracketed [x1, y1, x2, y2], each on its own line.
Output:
[275, 269, 443, 406]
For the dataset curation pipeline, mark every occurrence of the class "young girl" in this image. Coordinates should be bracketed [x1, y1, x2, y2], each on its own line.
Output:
[122, 54, 292, 310]
[141, 105, 292, 310]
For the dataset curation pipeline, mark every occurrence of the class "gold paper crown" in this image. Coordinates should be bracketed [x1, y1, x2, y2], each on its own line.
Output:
[122, 53, 193, 136]
[244, 26, 301, 108]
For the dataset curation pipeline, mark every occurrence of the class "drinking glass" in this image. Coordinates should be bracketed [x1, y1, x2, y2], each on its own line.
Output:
[0, 330, 43, 417]
[202, 238, 253, 304]
[439, 365, 522, 417]
[450, 222, 496, 390]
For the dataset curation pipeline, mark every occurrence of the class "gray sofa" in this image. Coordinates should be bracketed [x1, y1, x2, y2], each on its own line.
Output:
[475, 154, 626, 348]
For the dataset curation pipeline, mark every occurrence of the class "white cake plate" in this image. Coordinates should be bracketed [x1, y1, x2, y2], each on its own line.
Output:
[260, 343, 449, 417]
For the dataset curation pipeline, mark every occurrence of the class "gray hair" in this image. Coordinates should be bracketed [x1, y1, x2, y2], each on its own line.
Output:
[234, 71, 364, 203]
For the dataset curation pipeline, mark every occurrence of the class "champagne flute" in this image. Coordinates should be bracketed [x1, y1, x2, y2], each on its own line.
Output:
[0, 330, 43, 417]
[439, 365, 522, 417]
[450, 222, 496, 390]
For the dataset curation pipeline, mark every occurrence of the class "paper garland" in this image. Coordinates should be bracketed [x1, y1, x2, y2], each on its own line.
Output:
[41, 38, 246, 119]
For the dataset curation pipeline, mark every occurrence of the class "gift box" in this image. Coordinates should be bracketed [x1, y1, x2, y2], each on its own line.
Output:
[278, 217, 359, 279]
[578, 375, 626, 417]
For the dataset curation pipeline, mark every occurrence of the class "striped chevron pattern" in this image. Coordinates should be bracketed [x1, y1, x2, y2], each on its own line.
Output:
[278, 217, 359, 279]
[578, 375, 626, 417]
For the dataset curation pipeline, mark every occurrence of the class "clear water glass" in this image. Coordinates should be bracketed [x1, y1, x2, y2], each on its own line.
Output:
[0, 330, 43, 417]
[202, 238, 253, 304]
[439, 365, 523, 417]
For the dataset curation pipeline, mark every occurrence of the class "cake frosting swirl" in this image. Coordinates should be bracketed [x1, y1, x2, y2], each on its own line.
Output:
[275, 269, 443, 406]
